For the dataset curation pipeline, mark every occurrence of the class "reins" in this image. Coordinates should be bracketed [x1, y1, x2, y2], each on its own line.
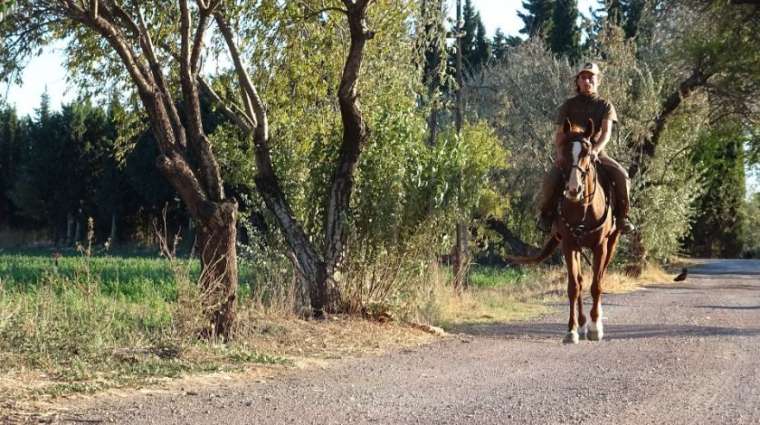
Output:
[558, 158, 611, 244]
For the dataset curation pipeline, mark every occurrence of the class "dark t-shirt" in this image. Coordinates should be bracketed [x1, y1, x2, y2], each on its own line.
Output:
[555, 94, 618, 141]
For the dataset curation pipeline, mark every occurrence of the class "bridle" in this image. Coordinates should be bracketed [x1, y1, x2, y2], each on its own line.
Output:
[558, 140, 610, 242]
[561, 139, 596, 203]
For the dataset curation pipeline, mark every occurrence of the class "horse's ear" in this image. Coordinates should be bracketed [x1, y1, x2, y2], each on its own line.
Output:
[563, 118, 572, 134]
[584, 119, 595, 140]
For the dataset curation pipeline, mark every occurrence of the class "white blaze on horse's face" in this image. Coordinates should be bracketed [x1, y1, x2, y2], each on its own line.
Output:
[565, 142, 584, 202]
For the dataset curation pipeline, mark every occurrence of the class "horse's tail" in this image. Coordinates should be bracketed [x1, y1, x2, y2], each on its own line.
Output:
[505, 236, 560, 265]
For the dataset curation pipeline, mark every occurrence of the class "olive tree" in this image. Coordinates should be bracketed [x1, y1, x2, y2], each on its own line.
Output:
[0, 0, 379, 334]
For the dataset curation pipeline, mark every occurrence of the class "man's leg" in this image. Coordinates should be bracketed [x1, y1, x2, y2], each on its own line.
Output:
[537, 166, 563, 231]
[599, 154, 634, 234]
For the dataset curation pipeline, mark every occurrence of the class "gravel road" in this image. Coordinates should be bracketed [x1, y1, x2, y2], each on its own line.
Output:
[69, 259, 760, 424]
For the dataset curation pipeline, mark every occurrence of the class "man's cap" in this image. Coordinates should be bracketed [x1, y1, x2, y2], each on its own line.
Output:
[576, 62, 601, 77]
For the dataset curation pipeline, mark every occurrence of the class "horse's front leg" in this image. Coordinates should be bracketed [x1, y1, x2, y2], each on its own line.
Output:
[563, 246, 582, 344]
[575, 251, 587, 339]
[589, 242, 609, 341]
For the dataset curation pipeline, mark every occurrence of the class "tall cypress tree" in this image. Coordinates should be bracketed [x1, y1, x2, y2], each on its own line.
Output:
[550, 0, 581, 62]
[449, 0, 491, 79]
[518, 0, 555, 38]
[492, 29, 522, 61]
[0, 105, 21, 224]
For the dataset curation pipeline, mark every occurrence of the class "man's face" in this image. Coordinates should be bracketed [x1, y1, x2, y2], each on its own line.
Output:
[577, 72, 598, 95]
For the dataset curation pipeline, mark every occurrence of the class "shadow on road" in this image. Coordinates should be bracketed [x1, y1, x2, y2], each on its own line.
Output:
[451, 322, 760, 341]
[695, 305, 760, 310]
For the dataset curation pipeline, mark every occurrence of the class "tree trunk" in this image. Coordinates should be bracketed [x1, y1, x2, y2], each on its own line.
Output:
[194, 200, 239, 339]
[451, 0, 468, 290]
[109, 212, 118, 246]
[73, 218, 82, 246]
[452, 221, 469, 290]
[66, 212, 75, 246]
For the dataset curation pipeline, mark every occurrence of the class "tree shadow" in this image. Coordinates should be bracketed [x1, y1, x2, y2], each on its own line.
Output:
[695, 305, 760, 310]
[451, 322, 760, 340]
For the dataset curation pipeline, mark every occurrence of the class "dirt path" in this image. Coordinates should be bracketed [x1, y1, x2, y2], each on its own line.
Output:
[65, 259, 760, 424]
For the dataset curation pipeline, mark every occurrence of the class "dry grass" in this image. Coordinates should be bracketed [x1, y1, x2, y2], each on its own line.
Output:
[428, 261, 676, 328]
[1, 247, 677, 421]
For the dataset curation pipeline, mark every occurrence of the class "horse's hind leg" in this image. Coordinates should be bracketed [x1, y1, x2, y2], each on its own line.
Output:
[589, 243, 609, 341]
[563, 247, 581, 344]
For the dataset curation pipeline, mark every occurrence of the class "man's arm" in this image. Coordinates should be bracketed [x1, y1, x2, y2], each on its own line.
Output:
[592, 118, 614, 156]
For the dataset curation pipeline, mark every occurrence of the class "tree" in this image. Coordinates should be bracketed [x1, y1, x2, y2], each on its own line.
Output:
[1, 1, 388, 328]
[549, 0, 582, 62]
[519, 0, 555, 38]
[615, 0, 760, 269]
[0, 105, 21, 226]
[492, 29, 522, 61]
[460, 0, 491, 77]
[686, 123, 747, 258]
[418, 0, 447, 145]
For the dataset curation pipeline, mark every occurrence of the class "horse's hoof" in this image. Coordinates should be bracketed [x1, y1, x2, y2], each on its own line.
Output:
[588, 322, 604, 341]
[563, 331, 580, 344]
[579, 324, 588, 340]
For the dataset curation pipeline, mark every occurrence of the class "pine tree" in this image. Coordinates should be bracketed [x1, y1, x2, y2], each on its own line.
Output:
[549, 0, 581, 62]
[518, 0, 554, 38]
[605, 0, 625, 25]
[462, 0, 491, 76]
[492, 29, 522, 61]
[622, 0, 648, 39]
[449, 0, 492, 79]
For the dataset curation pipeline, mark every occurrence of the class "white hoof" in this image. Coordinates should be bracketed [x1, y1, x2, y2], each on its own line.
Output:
[563, 330, 580, 345]
[578, 323, 588, 340]
[588, 321, 604, 341]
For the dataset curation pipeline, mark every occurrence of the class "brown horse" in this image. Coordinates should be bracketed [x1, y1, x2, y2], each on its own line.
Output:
[509, 119, 621, 344]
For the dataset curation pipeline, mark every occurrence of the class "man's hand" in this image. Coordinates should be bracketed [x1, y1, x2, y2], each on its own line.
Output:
[589, 148, 600, 163]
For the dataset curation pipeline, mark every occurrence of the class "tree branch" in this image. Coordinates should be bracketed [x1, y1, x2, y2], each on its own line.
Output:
[214, 12, 268, 141]
[197, 77, 254, 133]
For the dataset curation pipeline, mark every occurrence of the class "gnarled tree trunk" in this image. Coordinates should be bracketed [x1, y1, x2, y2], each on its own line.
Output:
[215, 1, 374, 318]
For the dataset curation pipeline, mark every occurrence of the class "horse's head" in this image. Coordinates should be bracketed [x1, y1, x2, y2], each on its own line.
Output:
[557, 118, 595, 203]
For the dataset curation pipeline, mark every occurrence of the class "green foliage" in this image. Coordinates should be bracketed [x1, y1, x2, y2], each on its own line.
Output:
[0, 251, 285, 398]
[686, 122, 747, 257]
[460, 0, 492, 77]
[472, 39, 575, 246]
[518, 0, 555, 38]
[549, 0, 582, 62]
[742, 193, 760, 258]
[468, 265, 531, 288]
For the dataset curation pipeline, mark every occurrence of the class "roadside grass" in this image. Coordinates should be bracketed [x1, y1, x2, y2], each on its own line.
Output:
[430, 261, 675, 329]
[0, 250, 673, 410]
[0, 250, 436, 409]
[416, 264, 558, 329]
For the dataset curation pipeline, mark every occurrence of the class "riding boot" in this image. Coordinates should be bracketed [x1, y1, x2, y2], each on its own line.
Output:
[537, 166, 563, 232]
[599, 154, 635, 234]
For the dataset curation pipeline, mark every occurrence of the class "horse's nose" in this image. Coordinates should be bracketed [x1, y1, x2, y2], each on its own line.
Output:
[565, 186, 582, 200]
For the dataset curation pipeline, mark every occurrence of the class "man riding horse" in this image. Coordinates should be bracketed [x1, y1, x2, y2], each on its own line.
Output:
[538, 62, 635, 235]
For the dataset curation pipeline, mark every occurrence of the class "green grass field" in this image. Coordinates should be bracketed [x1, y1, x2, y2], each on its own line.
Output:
[0, 250, 283, 400]
[0, 250, 546, 401]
